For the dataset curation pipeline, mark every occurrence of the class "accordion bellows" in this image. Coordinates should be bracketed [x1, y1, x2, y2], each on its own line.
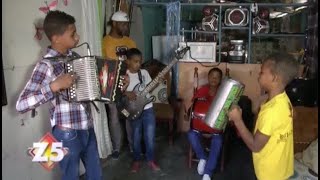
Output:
[65, 56, 126, 103]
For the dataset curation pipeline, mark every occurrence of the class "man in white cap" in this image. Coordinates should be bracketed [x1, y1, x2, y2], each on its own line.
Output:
[102, 11, 136, 160]
[102, 11, 136, 60]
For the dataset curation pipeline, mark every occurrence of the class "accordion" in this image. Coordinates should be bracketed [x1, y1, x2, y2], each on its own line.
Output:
[65, 56, 127, 103]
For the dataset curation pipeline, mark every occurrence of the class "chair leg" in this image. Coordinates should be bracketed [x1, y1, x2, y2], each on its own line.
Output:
[220, 128, 230, 172]
[220, 145, 225, 172]
[188, 144, 193, 168]
[169, 118, 173, 145]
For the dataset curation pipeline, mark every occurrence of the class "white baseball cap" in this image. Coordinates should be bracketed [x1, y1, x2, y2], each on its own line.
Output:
[111, 11, 129, 22]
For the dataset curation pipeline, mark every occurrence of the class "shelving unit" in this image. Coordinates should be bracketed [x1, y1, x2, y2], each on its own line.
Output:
[134, 1, 309, 64]
[252, 33, 306, 37]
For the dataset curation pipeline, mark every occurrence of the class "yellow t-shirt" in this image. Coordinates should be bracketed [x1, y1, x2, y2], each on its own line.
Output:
[101, 35, 136, 60]
[253, 92, 294, 180]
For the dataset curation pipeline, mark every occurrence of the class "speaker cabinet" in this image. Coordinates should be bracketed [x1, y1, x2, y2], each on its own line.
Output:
[224, 7, 249, 26]
[202, 14, 219, 31]
[252, 17, 270, 34]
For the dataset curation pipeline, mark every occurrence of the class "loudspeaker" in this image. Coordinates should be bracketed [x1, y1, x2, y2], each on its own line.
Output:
[224, 7, 249, 26]
[202, 14, 219, 31]
[202, 6, 214, 16]
[258, 8, 270, 20]
[252, 17, 270, 34]
[151, 80, 168, 104]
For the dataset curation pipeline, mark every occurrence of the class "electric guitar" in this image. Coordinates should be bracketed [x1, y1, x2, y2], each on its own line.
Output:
[120, 46, 190, 121]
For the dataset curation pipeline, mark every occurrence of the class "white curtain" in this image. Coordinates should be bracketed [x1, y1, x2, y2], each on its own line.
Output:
[105, 0, 115, 35]
[80, 0, 112, 159]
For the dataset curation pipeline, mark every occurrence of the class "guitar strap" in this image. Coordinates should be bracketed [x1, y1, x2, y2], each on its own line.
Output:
[117, 69, 144, 119]
[138, 69, 143, 84]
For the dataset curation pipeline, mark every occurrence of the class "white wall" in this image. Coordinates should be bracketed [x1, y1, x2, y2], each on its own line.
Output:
[2, 0, 86, 179]
[130, 6, 145, 56]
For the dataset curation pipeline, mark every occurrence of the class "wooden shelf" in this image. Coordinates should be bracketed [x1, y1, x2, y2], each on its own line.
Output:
[222, 26, 249, 30]
[252, 33, 306, 37]
[135, 2, 308, 8]
[133, 1, 309, 64]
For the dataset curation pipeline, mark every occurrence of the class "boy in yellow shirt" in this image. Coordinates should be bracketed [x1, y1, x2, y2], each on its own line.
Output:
[228, 52, 299, 180]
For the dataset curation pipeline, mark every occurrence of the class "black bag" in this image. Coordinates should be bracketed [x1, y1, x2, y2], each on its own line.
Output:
[238, 95, 254, 132]
[285, 78, 318, 107]
[229, 95, 254, 142]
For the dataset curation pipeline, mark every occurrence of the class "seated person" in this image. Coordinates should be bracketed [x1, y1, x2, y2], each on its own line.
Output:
[187, 67, 223, 180]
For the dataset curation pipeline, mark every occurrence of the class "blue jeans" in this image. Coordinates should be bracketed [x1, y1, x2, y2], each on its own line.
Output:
[130, 108, 156, 161]
[52, 126, 102, 180]
[187, 129, 223, 176]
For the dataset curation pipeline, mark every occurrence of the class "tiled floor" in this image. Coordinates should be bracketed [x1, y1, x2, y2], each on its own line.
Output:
[100, 124, 257, 180]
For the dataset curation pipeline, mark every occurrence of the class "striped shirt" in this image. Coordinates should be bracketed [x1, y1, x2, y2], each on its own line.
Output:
[16, 47, 93, 130]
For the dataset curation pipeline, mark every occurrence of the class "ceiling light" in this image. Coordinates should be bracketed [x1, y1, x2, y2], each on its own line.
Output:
[270, 12, 282, 19]
[293, 0, 307, 3]
[277, 13, 288, 18]
[295, 6, 307, 11]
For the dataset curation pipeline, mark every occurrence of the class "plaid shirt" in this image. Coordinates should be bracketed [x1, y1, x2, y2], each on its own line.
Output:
[16, 47, 93, 130]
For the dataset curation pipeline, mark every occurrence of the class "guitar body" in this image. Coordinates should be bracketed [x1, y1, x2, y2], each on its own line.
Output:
[119, 48, 190, 121]
[120, 83, 154, 121]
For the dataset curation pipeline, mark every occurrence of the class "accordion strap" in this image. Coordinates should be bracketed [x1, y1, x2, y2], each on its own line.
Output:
[71, 51, 81, 58]
[43, 51, 80, 62]
[91, 101, 100, 113]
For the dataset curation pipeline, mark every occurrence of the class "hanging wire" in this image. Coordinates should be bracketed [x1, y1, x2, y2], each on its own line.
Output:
[165, 1, 181, 65]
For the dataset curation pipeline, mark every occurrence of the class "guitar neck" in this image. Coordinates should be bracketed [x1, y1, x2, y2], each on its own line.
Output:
[141, 58, 179, 96]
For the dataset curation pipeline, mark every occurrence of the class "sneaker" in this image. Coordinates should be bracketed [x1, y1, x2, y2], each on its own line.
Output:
[130, 161, 140, 173]
[111, 151, 120, 160]
[202, 174, 211, 180]
[147, 161, 161, 171]
[197, 159, 206, 175]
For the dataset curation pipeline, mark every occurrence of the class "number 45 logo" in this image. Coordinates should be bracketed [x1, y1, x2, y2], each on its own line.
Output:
[28, 132, 68, 171]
